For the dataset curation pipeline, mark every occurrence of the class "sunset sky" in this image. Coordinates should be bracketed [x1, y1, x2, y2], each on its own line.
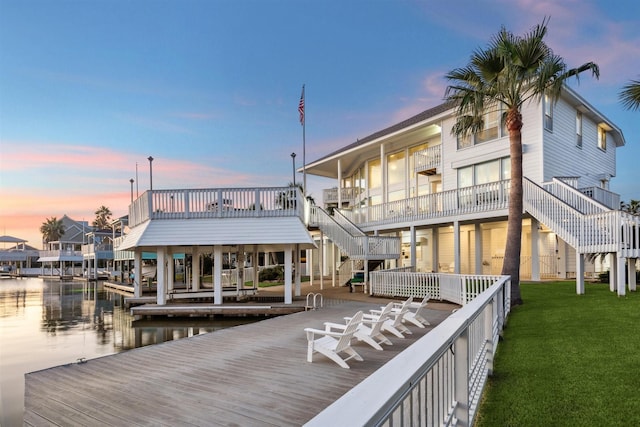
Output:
[1, 0, 639, 248]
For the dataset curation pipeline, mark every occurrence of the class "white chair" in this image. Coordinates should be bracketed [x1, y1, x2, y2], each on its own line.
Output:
[332, 302, 394, 351]
[366, 299, 412, 338]
[392, 294, 431, 328]
[304, 311, 364, 369]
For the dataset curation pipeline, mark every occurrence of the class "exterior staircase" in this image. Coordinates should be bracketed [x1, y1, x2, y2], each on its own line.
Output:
[524, 177, 640, 258]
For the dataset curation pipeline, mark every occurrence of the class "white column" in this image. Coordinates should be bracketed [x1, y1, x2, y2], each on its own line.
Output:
[629, 259, 637, 292]
[380, 143, 387, 204]
[253, 248, 259, 290]
[319, 231, 324, 290]
[134, 251, 142, 298]
[192, 246, 200, 291]
[237, 245, 245, 295]
[609, 253, 616, 292]
[453, 221, 460, 274]
[294, 244, 301, 296]
[337, 159, 342, 208]
[531, 219, 540, 281]
[284, 245, 293, 304]
[576, 252, 585, 295]
[331, 243, 337, 288]
[410, 226, 417, 268]
[156, 248, 166, 305]
[213, 246, 222, 304]
[167, 249, 174, 293]
[475, 223, 483, 275]
[616, 255, 626, 296]
[308, 246, 314, 286]
[432, 227, 439, 273]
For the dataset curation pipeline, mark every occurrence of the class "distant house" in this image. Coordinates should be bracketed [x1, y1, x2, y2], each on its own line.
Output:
[0, 235, 39, 272]
[38, 215, 91, 277]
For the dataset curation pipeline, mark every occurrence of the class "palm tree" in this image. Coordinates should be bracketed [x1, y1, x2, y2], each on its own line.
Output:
[40, 217, 65, 246]
[93, 205, 113, 230]
[620, 78, 640, 111]
[621, 199, 640, 215]
[445, 19, 599, 305]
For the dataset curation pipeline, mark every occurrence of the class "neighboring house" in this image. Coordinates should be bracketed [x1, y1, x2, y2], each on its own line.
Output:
[38, 215, 91, 277]
[82, 229, 115, 279]
[304, 85, 639, 295]
[0, 235, 40, 272]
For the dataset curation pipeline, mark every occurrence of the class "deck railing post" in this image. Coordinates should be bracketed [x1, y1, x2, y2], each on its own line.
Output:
[453, 328, 470, 426]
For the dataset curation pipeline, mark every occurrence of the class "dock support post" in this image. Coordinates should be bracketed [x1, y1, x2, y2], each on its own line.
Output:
[214, 246, 222, 304]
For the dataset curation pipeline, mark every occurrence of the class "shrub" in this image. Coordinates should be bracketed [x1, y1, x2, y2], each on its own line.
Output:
[259, 266, 284, 281]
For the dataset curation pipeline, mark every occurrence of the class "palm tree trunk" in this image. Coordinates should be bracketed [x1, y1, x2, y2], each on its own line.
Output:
[502, 111, 524, 305]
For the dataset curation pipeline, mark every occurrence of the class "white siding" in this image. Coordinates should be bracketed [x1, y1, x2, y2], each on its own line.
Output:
[542, 95, 617, 187]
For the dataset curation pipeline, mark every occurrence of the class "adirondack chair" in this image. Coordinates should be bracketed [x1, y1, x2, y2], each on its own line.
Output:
[366, 299, 412, 338]
[391, 294, 431, 328]
[332, 302, 394, 351]
[304, 311, 364, 369]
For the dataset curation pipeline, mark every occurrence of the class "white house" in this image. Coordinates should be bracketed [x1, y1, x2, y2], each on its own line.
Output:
[304, 85, 639, 295]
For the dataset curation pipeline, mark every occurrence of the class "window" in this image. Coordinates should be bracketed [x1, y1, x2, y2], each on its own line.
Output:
[576, 112, 582, 148]
[368, 159, 381, 189]
[544, 93, 553, 131]
[456, 104, 503, 149]
[598, 126, 607, 151]
[387, 151, 405, 186]
[457, 157, 510, 188]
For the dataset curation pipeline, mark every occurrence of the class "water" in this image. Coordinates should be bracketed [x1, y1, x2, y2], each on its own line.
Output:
[0, 277, 256, 426]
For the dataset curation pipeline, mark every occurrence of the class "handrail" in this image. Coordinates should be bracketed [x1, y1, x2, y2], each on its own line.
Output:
[306, 275, 511, 427]
[309, 206, 400, 259]
[542, 177, 610, 215]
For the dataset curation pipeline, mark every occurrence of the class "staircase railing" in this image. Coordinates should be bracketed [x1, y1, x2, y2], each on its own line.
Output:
[542, 177, 610, 215]
[309, 206, 400, 259]
[524, 177, 640, 255]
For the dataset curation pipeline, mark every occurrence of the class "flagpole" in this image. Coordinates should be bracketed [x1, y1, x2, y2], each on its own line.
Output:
[302, 84, 306, 200]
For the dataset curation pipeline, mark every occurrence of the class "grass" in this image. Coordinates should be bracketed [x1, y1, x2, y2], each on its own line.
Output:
[475, 281, 640, 426]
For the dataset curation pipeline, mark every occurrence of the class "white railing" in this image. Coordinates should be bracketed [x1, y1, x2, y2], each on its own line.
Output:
[579, 186, 621, 210]
[369, 269, 505, 306]
[129, 187, 304, 227]
[414, 144, 442, 172]
[524, 178, 640, 256]
[322, 187, 364, 205]
[332, 208, 366, 237]
[38, 250, 83, 259]
[309, 206, 400, 259]
[542, 178, 610, 215]
[343, 180, 510, 228]
[306, 275, 510, 427]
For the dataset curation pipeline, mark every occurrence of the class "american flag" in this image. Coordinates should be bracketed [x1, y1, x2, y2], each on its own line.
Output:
[298, 85, 305, 125]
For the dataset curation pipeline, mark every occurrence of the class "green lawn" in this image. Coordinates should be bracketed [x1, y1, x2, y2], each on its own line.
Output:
[476, 281, 640, 427]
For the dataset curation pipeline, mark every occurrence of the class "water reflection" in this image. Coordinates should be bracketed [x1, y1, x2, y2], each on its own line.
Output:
[0, 278, 259, 426]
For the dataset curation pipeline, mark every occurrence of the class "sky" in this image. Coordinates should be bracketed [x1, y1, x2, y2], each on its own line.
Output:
[1, 0, 639, 249]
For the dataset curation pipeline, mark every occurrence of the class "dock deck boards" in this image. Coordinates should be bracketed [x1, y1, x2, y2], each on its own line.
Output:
[24, 295, 454, 426]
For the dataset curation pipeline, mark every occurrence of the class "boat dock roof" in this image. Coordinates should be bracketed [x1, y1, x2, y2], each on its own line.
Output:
[24, 284, 456, 426]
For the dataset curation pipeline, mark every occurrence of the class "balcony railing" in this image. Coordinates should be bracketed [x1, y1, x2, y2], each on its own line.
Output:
[129, 187, 304, 228]
[342, 180, 510, 227]
[579, 186, 621, 210]
[322, 187, 364, 205]
[414, 144, 442, 173]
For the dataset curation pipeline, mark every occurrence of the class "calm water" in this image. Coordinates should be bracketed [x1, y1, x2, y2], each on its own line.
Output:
[0, 277, 256, 426]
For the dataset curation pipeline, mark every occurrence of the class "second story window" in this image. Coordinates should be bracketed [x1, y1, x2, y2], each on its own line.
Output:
[598, 126, 607, 151]
[544, 93, 553, 131]
[457, 105, 503, 149]
[576, 112, 582, 148]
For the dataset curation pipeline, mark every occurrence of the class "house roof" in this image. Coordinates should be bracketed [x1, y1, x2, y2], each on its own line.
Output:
[117, 217, 317, 252]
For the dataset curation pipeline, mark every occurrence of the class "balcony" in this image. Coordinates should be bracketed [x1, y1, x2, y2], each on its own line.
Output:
[322, 187, 364, 206]
[128, 187, 305, 228]
[414, 144, 442, 175]
[342, 180, 510, 228]
[579, 186, 620, 210]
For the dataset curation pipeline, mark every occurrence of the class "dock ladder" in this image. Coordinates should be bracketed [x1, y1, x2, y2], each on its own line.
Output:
[305, 293, 324, 311]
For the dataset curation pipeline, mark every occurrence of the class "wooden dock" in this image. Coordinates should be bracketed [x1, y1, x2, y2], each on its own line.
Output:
[24, 295, 455, 426]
